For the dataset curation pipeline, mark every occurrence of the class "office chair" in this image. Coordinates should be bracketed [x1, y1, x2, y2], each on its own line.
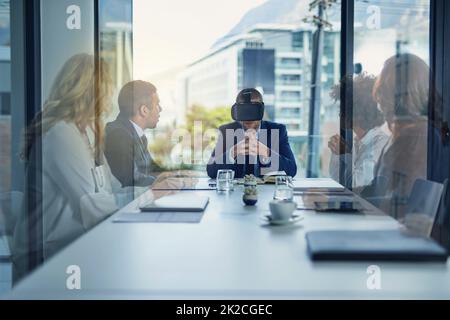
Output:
[401, 179, 444, 238]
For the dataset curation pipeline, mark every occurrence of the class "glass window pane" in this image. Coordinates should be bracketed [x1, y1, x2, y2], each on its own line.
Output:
[0, 0, 11, 295]
[0, 0, 10, 197]
[99, 0, 133, 120]
[133, 0, 341, 177]
[351, 0, 432, 219]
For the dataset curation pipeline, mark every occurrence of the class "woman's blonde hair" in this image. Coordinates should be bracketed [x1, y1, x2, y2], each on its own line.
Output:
[23, 53, 113, 161]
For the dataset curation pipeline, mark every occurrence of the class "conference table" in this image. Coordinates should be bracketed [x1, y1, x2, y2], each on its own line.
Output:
[5, 178, 450, 299]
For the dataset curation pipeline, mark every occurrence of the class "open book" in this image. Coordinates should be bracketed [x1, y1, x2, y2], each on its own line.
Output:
[234, 172, 287, 185]
[262, 171, 287, 184]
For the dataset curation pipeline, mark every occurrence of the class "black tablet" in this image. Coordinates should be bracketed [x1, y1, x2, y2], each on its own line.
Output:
[314, 201, 364, 213]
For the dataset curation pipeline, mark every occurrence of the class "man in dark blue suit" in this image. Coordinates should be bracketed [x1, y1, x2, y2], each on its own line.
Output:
[207, 89, 297, 179]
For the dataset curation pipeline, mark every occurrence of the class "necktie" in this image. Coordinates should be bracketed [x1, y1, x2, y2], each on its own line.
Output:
[141, 135, 148, 148]
[139, 134, 152, 174]
[245, 155, 256, 176]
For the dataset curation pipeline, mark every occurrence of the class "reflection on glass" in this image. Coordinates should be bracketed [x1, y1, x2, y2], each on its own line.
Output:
[352, 1, 438, 222]
[0, 0, 11, 295]
[99, 0, 133, 116]
[133, 0, 341, 178]
[12, 54, 127, 282]
[371, 53, 430, 218]
[328, 74, 390, 190]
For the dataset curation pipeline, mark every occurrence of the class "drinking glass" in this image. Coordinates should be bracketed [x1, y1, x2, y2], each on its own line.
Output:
[273, 176, 294, 201]
[217, 170, 234, 192]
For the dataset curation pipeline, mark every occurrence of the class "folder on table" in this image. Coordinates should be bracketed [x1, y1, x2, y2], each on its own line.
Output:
[306, 230, 448, 262]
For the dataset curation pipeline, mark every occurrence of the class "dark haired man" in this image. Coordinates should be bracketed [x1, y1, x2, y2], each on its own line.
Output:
[104, 80, 163, 187]
[207, 88, 297, 179]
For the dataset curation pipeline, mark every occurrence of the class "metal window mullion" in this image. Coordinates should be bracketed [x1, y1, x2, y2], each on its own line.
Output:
[339, 0, 354, 190]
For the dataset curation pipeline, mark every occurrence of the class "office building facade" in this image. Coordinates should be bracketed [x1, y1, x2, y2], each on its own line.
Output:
[178, 24, 340, 138]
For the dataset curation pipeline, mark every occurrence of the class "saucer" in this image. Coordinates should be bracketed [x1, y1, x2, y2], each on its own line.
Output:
[261, 214, 303, 226]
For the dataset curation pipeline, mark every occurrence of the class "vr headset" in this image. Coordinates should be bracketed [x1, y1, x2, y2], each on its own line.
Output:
[231, 91, 265, 121]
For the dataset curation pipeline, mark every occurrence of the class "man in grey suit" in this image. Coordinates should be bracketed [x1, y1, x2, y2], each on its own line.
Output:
[105, 80, 163, 187]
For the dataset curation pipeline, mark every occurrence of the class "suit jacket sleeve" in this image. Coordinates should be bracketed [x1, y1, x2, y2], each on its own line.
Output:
[269, 125, 298, 177]
[206, 126, 238, 179]
[104, 128, 156, 187]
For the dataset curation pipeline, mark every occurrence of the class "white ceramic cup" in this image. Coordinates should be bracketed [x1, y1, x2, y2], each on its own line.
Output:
[269, 200, 297, 221]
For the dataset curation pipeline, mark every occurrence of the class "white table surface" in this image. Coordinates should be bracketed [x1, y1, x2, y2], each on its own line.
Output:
[5, 179, 450, 299]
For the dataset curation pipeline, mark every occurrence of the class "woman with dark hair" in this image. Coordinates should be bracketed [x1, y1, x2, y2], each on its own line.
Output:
[328, 73, 390, 189]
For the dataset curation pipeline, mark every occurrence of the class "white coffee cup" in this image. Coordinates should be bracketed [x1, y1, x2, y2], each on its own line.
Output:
[269, 200, 297, 221]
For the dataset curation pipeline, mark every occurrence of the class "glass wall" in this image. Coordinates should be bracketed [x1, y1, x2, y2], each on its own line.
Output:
[99, 0, 133, 120]
[2, 0, 449, 297]
[0, 0, 11, 295]
[0, 0, 10, 204]
[5, 0, 134, 285]
[133, 0, 341, 178]
[334, 1, 436, 225]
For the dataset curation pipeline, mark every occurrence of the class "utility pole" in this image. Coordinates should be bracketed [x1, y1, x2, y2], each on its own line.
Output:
[305, 0, 335, 178]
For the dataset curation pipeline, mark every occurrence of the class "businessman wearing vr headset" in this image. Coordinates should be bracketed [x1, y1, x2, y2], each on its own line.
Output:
[207, 88, 297, 179]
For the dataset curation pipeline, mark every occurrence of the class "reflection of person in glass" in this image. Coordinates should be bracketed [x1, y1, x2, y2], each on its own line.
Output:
[105, 81, 163, 187]
[13, 54, 139, 279]
[328, 73, 389, 189]
[207, 88, 297, 179]
[370, 53, 430, 218]
[104, 80, 197, 190]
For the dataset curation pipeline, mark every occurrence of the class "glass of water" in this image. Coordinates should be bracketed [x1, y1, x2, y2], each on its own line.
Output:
[273, 176, 294, 201]
[217, 170, 234, 192]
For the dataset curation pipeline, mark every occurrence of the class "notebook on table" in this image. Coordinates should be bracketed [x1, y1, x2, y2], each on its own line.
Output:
[113, 194, 209, 224]
[314, 201, 365, 214]
[293, 178, 346, 193]
[140, 194, 209, 212]
[306, 230, 448, 262]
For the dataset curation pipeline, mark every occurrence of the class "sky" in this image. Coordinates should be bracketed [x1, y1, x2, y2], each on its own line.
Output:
[132, 0, 430, 126]
[133, 0, 266, 79]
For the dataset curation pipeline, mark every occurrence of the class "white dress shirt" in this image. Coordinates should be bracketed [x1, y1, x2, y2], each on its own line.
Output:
[13, 121, 149, 262]
[130, 120, 146, 139]
[329, 126, 390, 188]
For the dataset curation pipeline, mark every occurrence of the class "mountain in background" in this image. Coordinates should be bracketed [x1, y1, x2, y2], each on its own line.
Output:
[213, 0, 311, 48]
[213, 0, 428, 48]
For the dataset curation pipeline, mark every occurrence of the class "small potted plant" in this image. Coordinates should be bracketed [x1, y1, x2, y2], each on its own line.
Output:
[243, 175, 258, 206]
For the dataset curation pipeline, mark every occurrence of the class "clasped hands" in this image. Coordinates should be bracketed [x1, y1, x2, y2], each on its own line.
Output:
[328, 134, 350, 155]
[232, 130, 270, 159]
[151, 170, 200, 199]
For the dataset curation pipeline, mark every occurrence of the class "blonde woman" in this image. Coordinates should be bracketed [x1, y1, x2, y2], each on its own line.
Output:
[13, 54, 141, 278]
